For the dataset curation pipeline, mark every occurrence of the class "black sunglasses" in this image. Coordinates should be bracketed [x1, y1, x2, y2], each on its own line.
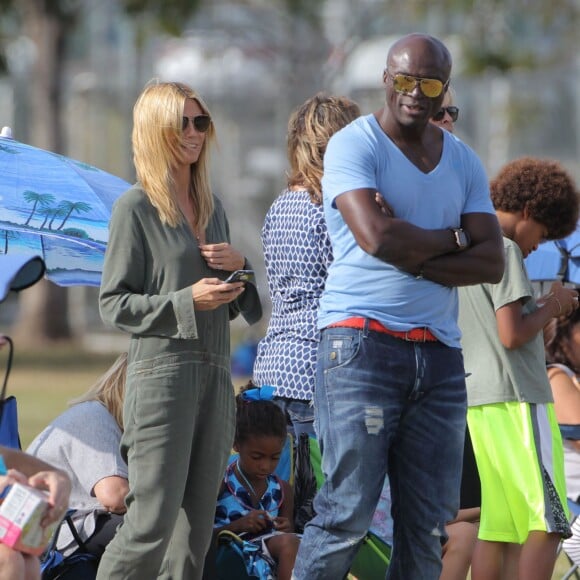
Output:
[432, 106, 459, 122]
[182, 114, 211, 133]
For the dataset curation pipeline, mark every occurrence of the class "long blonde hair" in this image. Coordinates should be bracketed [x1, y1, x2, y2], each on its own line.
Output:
[132, 80, 216, 230]
[287, 93, 360, 204]
[68, 352, 127, 430]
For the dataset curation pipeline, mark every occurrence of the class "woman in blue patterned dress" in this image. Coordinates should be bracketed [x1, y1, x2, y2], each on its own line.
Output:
[253, 93, 360, 438]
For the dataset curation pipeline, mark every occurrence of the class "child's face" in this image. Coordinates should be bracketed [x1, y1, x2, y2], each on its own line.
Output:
[513, 214, 548, 258]
[235, 435, 285, 480]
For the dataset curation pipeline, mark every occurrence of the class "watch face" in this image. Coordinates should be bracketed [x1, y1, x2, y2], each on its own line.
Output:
[452, 228, 468, 249]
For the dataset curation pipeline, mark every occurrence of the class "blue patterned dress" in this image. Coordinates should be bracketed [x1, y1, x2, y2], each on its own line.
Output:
[253, 189, 332, 401]
[215, 461, 284, 529]
[214, 462, 285, 579]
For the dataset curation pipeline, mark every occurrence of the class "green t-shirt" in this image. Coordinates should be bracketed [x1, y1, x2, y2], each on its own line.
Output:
[458, 237, 552, 407]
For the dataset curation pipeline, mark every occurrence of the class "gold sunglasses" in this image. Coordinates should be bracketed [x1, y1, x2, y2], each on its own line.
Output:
[386, 70, 448, 99]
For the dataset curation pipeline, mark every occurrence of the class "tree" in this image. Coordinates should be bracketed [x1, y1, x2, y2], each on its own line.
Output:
[0, 0, 206, 344]
[0, 0, 80, 344]
[345, 0, 579, 73]
[0, 0, 327, 344]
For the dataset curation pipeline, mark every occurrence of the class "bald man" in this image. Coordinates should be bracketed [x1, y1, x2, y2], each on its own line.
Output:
[292, 33, 504, 579]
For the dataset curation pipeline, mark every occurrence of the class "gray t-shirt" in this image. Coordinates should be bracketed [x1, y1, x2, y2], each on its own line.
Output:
[459, 237, 553, 407]
[27, 401, 127, 555]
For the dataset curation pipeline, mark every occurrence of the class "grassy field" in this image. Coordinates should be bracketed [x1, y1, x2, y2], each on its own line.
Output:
[4, 345, 118, 447]
[2, 345, 577, 578]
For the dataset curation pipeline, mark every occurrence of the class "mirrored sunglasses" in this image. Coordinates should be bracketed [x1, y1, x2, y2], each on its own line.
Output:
[388, 72, 447, 98]
[432, 106, 459, 122]
[182, 114, 211, 133]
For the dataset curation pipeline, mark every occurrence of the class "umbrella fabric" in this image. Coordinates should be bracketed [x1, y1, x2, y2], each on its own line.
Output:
[0, 133, 130, 287]
[525, 224, 580, 284]
[0, 254, 45, 302]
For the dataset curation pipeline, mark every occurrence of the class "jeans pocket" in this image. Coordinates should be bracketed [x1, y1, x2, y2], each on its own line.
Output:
[287, 406, 315, 425]
[321, 330, 361, 370]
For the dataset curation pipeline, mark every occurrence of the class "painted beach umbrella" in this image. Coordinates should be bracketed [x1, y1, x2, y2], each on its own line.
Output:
[0, 127, 130, 286]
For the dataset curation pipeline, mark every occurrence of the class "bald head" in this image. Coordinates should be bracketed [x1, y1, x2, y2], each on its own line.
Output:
[387, 34, 452, 80]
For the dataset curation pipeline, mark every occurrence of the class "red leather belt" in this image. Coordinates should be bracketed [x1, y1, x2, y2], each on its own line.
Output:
[327, 317, 438, 342]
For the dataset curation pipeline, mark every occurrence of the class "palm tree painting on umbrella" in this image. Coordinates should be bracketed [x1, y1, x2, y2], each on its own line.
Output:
[0, 230, 18, 254]
[47, 207, 67, 230]
[55, 200, 92, 231]
[23, 191, 56, 226]
[21, 192, 93, 238]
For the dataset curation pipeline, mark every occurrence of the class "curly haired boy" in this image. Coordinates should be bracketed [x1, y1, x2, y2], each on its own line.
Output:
[458, 157, 580, 580]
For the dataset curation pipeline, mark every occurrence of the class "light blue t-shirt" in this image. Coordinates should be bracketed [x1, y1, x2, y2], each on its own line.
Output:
[318, 114, 495, 348]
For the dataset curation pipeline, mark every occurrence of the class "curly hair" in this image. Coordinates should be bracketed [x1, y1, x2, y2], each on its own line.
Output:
[287, 93, 360, 205]
[490, 157, 579, 240]
[544, 308, 580, 374]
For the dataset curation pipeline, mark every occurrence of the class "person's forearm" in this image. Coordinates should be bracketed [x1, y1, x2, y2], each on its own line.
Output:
[499, 298, 561, 349]
[0, 446, 62, 478]
[420, 239, 505, 286]
[365, 219, 458, 271]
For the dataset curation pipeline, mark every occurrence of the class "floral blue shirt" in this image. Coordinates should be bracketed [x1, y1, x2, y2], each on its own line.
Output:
[253, 189, 332, 400]
[215, 461, 284, 528]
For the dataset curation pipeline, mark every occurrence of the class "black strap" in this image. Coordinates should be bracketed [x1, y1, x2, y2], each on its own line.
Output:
[0, 336, 13, 426]
[555, 242, 570, 280]
[63, 513, 90, 554]
[46, 511, 90, 555]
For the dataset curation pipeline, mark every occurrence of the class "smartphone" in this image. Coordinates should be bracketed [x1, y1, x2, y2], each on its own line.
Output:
[224, 269, 255, 285]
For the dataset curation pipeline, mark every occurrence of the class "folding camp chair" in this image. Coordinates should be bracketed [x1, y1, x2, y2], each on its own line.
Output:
[0, 336, 20, 449]
[349, 531, 391, 579]
[40, 510, 98, 580]
[557, 422, 580, 580]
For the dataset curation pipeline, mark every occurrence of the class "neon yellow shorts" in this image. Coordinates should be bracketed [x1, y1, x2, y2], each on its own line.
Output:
[467, 401, 570, 544]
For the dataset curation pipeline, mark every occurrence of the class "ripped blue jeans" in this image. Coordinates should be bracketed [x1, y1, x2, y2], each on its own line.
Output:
[292, 322, 466, 580]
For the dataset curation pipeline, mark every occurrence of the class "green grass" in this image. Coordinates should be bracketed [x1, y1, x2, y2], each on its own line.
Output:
[4, 345, 117, 447]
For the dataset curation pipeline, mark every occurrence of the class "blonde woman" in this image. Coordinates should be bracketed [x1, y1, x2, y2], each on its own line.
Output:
[27, 353, 128, 560]
[253, 93, 360, 440]
[97, 81, 262, 579]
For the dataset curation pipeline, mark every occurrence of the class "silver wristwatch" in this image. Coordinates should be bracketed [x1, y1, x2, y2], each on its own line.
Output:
[449, 227, 470, 251]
